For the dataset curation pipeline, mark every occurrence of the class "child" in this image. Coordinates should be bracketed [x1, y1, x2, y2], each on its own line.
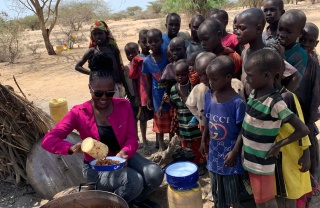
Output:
[164, 60, 204, 166]
[187, 51, 201, 88]
[299, 22, 319, 64]
[197, 18, 242, 78]
[186, 52, 217, 132]
[242, 49, 309, 208]
[160, 37, 187, 140]
[161, 13, 190, 51]
[187, 14, 205, 57]
[233, 14, 239, 35]
[142, 29, 170, 151]
[236, 8, 301, 98]
[159, 37, 186, 116]
[262, 0, 285, 45]
[75, 20, 130, 98]
[127, 39, 153, 155]
[199, 55, 246, 208]
[124, 42, 138, 100]
[278, 9, 308, 76]
[210, 9, 242, 55]
[274, 57, 312, 208]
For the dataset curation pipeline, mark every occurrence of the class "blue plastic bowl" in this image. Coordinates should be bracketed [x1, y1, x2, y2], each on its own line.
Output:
[165, 161, 199, 190]
[90, 156, 126, 171]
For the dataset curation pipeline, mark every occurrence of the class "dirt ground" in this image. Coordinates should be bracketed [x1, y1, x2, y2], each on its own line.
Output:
[1, 2, 320, 208]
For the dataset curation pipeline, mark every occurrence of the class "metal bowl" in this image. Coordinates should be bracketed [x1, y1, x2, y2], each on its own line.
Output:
[90, 156, 126, 171]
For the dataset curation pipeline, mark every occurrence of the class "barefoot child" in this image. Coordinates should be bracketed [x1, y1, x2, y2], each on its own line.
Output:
[142, 29, 170, 151]
[210, 9, 242, 55]
[242, 49, 309, 208]
[200, 55, 246, 208]
[129, 30, 153, 154]
[187, 15, 205, 57]
[125, 42, 153, 154]
[299, 22, 319, 64]
[75, 20, 130, 98]
[274, 57, 312, 208]
[164, 60, 203, 166]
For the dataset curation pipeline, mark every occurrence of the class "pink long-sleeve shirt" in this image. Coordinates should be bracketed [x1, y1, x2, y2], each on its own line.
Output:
[42, 98, 138, 162]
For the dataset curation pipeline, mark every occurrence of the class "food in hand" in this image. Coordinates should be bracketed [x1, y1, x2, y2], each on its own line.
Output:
[81, 137, 108, 160]
[96, 158, 120, 166]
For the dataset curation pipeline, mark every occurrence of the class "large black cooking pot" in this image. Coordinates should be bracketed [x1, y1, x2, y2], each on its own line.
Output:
[41, 190, 128, 208]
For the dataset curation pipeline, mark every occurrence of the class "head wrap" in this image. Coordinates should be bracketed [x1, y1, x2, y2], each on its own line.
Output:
[89, 20, 117, 48]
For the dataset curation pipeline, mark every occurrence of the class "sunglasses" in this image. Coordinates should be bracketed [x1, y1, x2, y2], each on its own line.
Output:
[89, 85, 115, 97]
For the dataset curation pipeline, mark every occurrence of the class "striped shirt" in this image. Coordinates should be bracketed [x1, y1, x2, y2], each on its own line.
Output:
[242, 90, 294, 175]
[170, 84, 202, 140]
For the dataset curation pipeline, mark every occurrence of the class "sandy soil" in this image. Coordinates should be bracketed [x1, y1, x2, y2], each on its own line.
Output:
[1, 2, 320, 208]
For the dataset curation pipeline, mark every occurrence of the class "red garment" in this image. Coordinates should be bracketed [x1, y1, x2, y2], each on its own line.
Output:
[222, 33, 239, 52]
[181, 137, 206, 165]
[153, 111, 171, 133]
[188, 71, 200, 85]
[218, 46, 242, 75]
[129, 55, 148, 106]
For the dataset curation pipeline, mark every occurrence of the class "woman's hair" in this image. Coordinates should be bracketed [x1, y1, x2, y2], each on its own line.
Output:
[88, 52, 115, 84]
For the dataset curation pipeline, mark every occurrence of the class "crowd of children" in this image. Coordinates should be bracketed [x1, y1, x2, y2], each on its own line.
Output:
[76, 1, 320, 207]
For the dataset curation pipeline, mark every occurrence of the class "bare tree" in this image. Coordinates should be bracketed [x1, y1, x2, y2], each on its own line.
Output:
[16, 0, 61, 55]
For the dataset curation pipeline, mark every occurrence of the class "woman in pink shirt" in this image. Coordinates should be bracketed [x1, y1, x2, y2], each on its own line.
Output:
[42, 52, 163, 207]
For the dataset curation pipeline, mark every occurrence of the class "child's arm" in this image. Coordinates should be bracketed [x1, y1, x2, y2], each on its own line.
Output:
[285, 71, 302, 92]
[199, 121, 209, 157]
[224, 127, 243, 167]
[146, 74, 153, 110]
[132, 79, 140, 106]
[265, 115, 309, 159]
[75, 48, 94, 75]
[299, 148, 311, 172]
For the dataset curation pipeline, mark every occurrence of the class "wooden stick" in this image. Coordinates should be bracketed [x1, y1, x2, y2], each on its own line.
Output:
[13, 75, 27, 99]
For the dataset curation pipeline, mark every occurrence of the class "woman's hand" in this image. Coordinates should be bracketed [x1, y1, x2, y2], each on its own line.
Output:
[68, 142, 82, 154]
[116, 150, 128, 159]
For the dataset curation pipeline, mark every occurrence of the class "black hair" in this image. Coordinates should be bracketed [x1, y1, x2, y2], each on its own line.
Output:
[264, 0, 284, 11]
[204, 18, 223, 33]
[187, 51, 202, 63]
[169, 37, 185, 48]
[206, 55, 235, 76]
[304, 22, 319, 38]
[281, 9, 306, 32]
[139, 29, 148, 39]
[206, 8, 219, 19]
[147, 29, 162, 39]
[125, 42, 139, 51]
[213, 10, 229, 22]
[88, 52, 115, 84]
[166, 13, 181, 23]
[239, 8, 266, 29]
[195, 52, 217, 72]
[190, 14, 205, 25]
[174, 59, 189, 72]
[245, 49, 283, 75]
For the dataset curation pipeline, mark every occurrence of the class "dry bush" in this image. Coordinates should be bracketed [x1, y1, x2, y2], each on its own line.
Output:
[26, 42, 42, 54]
[132, 12, 163, 20]
[0, 16, 21, 63]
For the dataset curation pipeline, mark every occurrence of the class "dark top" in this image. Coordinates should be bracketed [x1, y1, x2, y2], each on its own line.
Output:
[98, 125, 121, 154]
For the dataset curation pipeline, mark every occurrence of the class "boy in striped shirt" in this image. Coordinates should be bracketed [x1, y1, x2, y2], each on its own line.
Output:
[242, 49, 309, 208]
